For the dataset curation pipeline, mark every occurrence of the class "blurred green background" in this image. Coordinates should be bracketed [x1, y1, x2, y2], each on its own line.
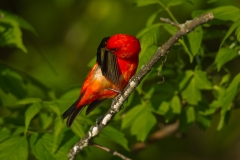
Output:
[1, 0, 240, 160]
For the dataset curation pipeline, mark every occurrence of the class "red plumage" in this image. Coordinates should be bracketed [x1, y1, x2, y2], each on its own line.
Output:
[62, 34, 141, 127]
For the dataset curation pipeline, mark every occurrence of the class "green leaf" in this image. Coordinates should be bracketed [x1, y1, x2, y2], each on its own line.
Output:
[194, 70, 212, 89]
[220, 18, 240, 47]
[138, 45, 158, 71]
[15, 98, 42, 105]
[134, 0, 160, 7]
[0, 127, 11, 142]
[196, 113, 211, 130]
[157, 101, 170, 115]
[39, 113, 53, 130]
[24, 102, 42, 135]
[0, 136, 28, 160]
[0, 68, 27, 99]
[122, 104, 157, 141]
[236, 24, 240, 42]
[211, 6, 240, 22]
[162, 23, 178, 35]
[215, 48, 238, 71]
[0, 9, 36, 33]
[101, 126, 129, 151]
[181, 70, 212, 105]
[122, 104, 143, 129]
[186, 106, 195, 123]
[179, 70, 194, 90]
[146, 10, 162, 27]
[167, 0, 185, 7]
[0, 19, 27, 52]
[192, 6, 240, 22]
[170, 95, 181, 114]
[43, 101, 61, 118]
[71, 115, 89, 138]
[184, 26, 203, 57]
[53, 118, 65, 153]
[220, 74, 230, 85]
[30, 133, 79, 160]
[222, 73, 240, 109]
[217, 108, 231, 131]
[131, 104, 157, 141]
[182, 77, 201, 105]
[137, 24, 161, 56]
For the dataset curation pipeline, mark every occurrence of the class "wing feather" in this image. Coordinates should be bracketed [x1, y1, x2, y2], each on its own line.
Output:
[97, 37, 120, 85]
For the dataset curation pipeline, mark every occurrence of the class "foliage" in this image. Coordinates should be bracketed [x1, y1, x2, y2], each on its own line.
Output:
[0, 0, 240, 159]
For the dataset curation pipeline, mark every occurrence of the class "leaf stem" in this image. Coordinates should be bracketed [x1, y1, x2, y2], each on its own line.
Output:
[158, 2, 178, 23]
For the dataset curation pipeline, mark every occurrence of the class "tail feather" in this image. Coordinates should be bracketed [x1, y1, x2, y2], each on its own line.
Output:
[66, 107, 84, 127]
[62, 97, 81, 119]
[62, 97, 84, 127]
[86, 100, 104, 115]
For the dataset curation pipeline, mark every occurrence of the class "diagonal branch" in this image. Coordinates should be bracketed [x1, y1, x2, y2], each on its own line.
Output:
[68, 13, 214, 160]
[89, 142, 132, 160]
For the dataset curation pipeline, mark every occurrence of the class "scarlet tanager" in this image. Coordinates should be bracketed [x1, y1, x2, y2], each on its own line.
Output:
[62, 34, 141, 127]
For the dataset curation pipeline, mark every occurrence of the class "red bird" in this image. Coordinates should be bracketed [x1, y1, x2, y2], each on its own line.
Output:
[62, 34, 141, 127]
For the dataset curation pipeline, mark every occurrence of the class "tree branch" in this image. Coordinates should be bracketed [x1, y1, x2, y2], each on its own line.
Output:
[89, 142, 132, 160]
[68, 13, 214, 160]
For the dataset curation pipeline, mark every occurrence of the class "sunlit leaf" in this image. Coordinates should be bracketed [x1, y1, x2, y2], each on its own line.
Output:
[162, 23, 178, 35]
[39, 113, 53, 130]
[171, 95, 181, 114]
[182, 77, 201, 105]
[0, 9, 36, 33]
[192, 6, 240, 21]
[179, 70, 194, 90]
[101, 126, 129, 151]
[122, 104, 157, 141]
[219, 17, 240, 46]
[215, 48, 238, 71]
[15, 98, 42, 106]
[0, 20, 27, 52]
[0, 136, 28, 160]
[52, 117, 65, 153]
[24, 102, 42, 135]
[220, 74, 230, 85]
[186, 106, 195, 123]
[157, 101, 170, 115]
[194, 70, 212, 89]
[122, 104, 143, 129]
[30, 133, 77, 160]
[137, 24, 161, 57]
[221, 73, 240, 109]
[184, 26, 203, 56]
[44, 101, 61, 118]
[146, 10, 162, 27]
[138, 45, 158, 71]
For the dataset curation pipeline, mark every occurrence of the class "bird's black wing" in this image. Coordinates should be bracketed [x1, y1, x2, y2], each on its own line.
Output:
[97, 37, 120, 85]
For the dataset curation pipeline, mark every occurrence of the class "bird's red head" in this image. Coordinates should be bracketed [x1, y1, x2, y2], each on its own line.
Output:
[106, 34, 141, 59]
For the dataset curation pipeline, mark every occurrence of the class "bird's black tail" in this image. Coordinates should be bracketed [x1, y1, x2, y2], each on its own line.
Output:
[62, 97, 84, 127]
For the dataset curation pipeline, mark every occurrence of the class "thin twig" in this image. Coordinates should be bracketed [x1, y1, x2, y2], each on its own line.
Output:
[68, 13, 214, 160]
[90, 142, 132, 160]
[160, 17, 180, 28]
